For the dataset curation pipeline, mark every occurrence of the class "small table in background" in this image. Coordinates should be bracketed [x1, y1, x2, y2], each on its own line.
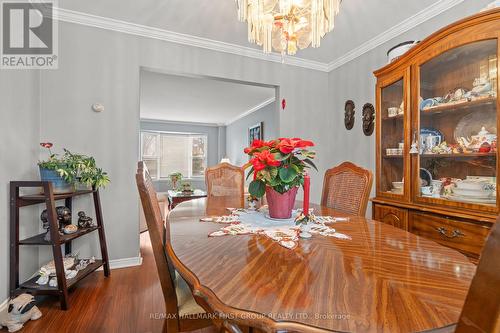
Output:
[167, 190, 207, 209]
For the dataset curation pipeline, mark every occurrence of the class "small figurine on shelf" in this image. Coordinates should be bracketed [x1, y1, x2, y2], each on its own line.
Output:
[77, 211, 94, 229]
[40, 206, 72, 241]
[63, 225, 78, 234]
[0, 294, 42, 333]
[410, 132, 419, 155]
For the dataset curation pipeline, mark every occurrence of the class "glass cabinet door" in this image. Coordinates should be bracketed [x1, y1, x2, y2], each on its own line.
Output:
[380, 78, 406, 197]
[417, 39, 498, 208]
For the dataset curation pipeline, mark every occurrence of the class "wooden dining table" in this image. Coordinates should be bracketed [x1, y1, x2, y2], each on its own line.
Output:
[166, 197, 476, 333]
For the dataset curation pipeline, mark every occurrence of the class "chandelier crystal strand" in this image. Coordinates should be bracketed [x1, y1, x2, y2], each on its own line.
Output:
[263, 14, 273, 53]
[235, 0, 342, 55]
[236, 0, 248, 21]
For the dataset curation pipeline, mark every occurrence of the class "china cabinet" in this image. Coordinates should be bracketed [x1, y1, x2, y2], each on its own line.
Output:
[372, 9, 500, 263]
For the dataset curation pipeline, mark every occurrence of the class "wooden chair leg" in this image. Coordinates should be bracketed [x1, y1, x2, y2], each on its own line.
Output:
[221, 321, 243, 333]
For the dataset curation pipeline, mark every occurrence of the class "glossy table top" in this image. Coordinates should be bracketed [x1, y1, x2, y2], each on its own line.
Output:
[166, 197, 475, 333]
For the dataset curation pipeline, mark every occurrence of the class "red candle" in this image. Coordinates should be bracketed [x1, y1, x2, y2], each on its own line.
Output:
[303, 174, 310, 216]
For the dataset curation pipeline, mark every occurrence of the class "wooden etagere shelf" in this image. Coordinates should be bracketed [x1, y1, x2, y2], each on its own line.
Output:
[10, 181, 110, 310]
[372, 9, 500, 264]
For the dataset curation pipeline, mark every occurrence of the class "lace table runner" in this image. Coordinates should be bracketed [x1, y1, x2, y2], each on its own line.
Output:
[200, 208, 351, 250]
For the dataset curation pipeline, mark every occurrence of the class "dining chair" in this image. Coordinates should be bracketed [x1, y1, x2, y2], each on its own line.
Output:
[321, 161, 373, 216]
[205, 162, 245, 205]
[455, 217, 500, 333]
[136, 161, 212, 333]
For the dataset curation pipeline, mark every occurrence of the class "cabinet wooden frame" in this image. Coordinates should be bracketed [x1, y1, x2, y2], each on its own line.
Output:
[409, 37, 500, 215]
[375, 67, 412, 202]
[372, 9, 500, 260]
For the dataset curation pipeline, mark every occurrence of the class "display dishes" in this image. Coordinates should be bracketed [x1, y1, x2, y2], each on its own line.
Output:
[389, 181, 404, 194]
[446, 179, 496, 204]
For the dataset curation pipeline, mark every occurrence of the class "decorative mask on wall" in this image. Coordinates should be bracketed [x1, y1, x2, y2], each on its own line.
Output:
[362, 103, 375, 136]
[344, 100, 355, 130]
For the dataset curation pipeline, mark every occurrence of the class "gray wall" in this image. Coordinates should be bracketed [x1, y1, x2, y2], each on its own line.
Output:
[226, 102, 279, 167]
[327, 0, 492, 214]
[0, 71, 41, 303]
[0, 1, 492, 303]
[140, 120, 224, 191]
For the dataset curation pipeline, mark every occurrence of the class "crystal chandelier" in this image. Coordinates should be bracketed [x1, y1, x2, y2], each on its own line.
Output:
[235, 0, 341, 55]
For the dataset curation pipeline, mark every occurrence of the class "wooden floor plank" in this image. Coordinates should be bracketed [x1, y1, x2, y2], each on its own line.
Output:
[12, 232, 217, 333]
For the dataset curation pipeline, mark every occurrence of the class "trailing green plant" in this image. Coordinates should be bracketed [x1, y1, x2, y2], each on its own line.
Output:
[39, 143, 110, 189]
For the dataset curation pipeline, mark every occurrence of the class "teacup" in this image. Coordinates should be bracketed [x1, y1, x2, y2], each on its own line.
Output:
[421, 186, 433, 196]
[431, 180, 443, 195]
[388, 107, 399, 117]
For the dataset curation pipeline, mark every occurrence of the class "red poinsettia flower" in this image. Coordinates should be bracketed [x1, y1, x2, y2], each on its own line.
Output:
[40, 142, 53, 149]
[293, 139, 314, 148]
[276, 138, 296, 154]
[264, 139, 277, 148]
[250, 150, 281, 171]
[244, 139, 266, 154]
[249, 157, 266, 171]
[275, 138, 314, 154]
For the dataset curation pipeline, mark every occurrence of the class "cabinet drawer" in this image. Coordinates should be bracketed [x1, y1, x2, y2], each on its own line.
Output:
[373, 204, 408, 230]
[409, 212, 491, 257]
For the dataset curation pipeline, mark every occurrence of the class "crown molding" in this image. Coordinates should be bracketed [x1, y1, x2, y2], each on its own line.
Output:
[52, 7, 329, 72]
[327, 0, 465, 71]
[141, 118, 224, 127]
[225, 97, 276, 126]
[52, 0, 464, 74]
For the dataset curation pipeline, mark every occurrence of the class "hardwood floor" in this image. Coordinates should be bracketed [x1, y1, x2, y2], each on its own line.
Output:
[16, 232, 217, 333]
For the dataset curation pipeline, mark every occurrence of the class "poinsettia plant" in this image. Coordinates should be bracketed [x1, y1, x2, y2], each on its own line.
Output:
[243, 138, 317, 198]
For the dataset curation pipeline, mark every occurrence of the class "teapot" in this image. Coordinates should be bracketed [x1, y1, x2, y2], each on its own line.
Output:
[472, 126, 497, 145]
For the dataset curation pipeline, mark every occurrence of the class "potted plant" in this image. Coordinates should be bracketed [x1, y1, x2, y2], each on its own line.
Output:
[169, 172, 183, 191]
[243, 138, 316, 219]
[39, 143, 110, 193]
[180, 181, 193, 194]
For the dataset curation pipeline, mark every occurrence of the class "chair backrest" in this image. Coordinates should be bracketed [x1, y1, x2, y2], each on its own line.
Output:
[455, 218, 500, 333]
[136, 161, 180, 331]
[205, 162, 244, 205]
[321, 161, 373, 216]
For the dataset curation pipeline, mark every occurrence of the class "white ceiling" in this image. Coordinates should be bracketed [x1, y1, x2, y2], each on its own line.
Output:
[140, 70, 276, 124]
[58, 0, 445, 64]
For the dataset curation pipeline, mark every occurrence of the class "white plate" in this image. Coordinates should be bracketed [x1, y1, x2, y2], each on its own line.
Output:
[455, 180, 489, 191]
[446, 194, 496, 204]
[452, 188, 494, 199]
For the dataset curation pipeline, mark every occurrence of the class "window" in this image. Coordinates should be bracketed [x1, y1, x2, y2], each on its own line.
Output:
[141, 131, 207, 179]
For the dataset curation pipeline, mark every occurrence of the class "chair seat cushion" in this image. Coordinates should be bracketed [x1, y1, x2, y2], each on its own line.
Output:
[175, 272, 206, 317]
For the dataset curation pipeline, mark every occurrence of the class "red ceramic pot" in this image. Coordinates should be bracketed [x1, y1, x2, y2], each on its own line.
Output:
[265, 186, 298, 219]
